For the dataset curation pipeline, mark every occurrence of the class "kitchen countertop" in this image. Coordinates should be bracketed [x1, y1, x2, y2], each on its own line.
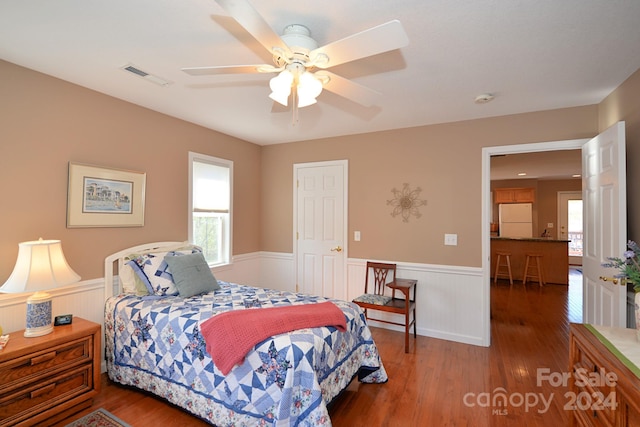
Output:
[491, 237, 570, 242]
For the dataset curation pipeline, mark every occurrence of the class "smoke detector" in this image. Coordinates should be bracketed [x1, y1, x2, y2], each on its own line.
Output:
[474, 93, 495, 104]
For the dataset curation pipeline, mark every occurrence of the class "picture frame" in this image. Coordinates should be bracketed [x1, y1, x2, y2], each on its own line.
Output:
[67, 162, 146, 228]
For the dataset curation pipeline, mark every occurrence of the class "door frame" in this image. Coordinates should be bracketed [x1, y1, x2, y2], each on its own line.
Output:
[482, 138, 588, 346]
[557, 190, 583, 265]
[293, 160, 349, 297]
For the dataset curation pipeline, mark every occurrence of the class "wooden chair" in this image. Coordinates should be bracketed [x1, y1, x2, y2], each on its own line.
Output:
[353, 261, 417, 353]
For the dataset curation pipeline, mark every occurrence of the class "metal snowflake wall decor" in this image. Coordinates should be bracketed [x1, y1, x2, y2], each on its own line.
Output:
[387, 183, 427, 222]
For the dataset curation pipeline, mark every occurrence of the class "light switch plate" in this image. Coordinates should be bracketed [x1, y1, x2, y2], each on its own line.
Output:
[354, 231, 361, 241]
[444, 234, 458, 246]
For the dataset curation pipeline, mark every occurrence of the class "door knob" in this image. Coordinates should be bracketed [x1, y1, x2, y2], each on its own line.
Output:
[599, 276, 619, 285]
[330, 246, 343, 252]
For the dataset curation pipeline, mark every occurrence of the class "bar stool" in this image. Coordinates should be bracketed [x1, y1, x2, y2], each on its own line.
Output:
[523, 253, 545, 286]
[494, 252, 514, 286]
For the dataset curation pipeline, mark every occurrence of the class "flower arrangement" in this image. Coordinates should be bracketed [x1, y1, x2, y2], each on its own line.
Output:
[603, 240, 640, 293]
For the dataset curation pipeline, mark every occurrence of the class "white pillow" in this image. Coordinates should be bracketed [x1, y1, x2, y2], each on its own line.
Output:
[127, 246, 203, 296]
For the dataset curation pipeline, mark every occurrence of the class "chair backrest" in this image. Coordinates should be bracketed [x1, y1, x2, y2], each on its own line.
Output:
[365, 261, 397, 296]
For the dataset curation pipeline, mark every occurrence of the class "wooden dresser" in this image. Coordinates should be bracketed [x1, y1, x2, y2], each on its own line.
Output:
[569, 323, 640, 427]
[0, 318, 100, 427]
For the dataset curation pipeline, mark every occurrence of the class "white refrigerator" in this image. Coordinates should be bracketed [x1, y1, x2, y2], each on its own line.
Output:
[499, 203, 533, 238]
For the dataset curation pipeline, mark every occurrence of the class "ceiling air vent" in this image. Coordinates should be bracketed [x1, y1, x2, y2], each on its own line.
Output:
[121, 63, 172, 87]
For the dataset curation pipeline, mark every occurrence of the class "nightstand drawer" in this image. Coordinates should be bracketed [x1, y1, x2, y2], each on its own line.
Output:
[0, 336, 93, 393]
[571, 339, 616, 427]
[0, 364, 93, 425]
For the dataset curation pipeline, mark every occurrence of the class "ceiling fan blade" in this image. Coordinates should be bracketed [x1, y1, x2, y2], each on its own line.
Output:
[216, 0, 292, 57]
[182, 64, 280, 76]
[316, 71, 380, 107]
[311, 20, 409, 69]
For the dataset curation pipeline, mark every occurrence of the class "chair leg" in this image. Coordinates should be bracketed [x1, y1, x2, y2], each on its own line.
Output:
[404, 309, 410, 353]
[523, 254, 545, 287]
[493, 254, 501, 285]
[413, 307, 417, 339]
[494, 253, 514, 286]
[536, 256, 545, 287]
[523, 255, 531, 285]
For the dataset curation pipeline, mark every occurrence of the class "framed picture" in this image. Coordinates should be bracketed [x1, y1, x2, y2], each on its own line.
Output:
[67, 162, 146, 228]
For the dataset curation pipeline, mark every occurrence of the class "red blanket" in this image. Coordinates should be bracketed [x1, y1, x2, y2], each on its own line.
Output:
[200, 302, 347, 375]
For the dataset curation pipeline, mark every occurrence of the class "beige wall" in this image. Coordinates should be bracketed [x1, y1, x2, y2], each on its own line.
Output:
[261, 108, 598, 267]
[2, 57, 639, 282]
[599, 68, 640, 239]
[0, 60, 262, 281]
[536, 179, 582, 237]
[262, 65, 640, 268]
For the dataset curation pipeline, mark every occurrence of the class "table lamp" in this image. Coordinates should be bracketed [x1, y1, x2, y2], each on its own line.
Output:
[0, 238, 80, 337]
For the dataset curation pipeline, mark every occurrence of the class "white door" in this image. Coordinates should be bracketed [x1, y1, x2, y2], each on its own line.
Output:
[582, 121, 627, 327]
[294, 161, 347, 299]
[558, 191, 583, 265]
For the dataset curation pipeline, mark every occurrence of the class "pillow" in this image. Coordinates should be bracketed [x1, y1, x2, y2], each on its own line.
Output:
[126, 246, 202, 296]
[119, 263, 150, 296]
[164, 252, 220, 298]
[119, 243, 200, 295]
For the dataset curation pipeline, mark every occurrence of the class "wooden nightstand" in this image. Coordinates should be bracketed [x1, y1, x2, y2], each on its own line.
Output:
[0, 317, 101, 426]
[569, 323, 640, 427]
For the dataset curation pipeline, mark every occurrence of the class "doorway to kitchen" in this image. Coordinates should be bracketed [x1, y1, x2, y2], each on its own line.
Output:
[482, 138, 588, 344]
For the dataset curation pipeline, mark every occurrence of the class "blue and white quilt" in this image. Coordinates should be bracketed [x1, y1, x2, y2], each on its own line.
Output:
[105, 281, 388, 426]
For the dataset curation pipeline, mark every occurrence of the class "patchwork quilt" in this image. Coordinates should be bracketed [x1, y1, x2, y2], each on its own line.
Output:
[105, 281, 387, 426]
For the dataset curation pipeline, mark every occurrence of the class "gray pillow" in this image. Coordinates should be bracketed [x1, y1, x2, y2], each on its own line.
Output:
[164, 252, 220, 297]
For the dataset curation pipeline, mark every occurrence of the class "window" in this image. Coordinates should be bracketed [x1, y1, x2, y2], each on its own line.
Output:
[189, 152, 232, 266]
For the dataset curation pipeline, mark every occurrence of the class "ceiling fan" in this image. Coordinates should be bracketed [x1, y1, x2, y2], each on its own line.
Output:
[182, 0, 409, 110]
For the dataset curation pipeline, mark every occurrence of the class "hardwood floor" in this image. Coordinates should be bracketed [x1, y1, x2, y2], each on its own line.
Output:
[54, 271, 582, 427]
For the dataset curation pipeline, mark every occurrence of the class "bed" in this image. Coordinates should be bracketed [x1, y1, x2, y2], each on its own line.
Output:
[104, 242, 387, 426]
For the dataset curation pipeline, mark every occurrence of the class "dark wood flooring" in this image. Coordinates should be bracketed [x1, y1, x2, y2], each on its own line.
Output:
[54, 270, 582, 426]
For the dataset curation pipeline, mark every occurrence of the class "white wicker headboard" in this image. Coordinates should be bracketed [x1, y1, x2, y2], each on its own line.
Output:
[104, 241, 189, 300]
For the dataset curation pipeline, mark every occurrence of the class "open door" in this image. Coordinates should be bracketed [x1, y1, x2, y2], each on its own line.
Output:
[582, 121, 627, 327]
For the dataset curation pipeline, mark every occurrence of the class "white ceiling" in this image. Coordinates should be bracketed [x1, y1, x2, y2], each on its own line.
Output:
[1, 1, 639, 146]
[490, 150, 582, 181]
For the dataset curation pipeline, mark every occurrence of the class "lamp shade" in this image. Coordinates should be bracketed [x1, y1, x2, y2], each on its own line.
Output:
[297, 72, 323, 108]
[269, 70, 294, 106]
[0, 239, 80, 293]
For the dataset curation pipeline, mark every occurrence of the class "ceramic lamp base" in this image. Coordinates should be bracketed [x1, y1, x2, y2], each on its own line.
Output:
[25, 291, 53, 337]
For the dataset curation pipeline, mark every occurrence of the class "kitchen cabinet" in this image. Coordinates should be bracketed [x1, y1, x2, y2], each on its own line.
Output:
[494, 187, 535, 203]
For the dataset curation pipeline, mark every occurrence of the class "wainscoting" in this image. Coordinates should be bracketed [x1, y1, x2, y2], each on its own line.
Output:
[251, 253, 486, 347]
[0, 279, 106, 336]
[0, 251, 487, 372]
[346, 259, 486, 346]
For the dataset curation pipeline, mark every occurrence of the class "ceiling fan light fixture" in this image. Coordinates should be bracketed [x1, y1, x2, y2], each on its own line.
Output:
[297, 72, 323, 107]
[297, 94, 317, 108]
[269, 90, 289, 106]
[269, 70, 294, 106]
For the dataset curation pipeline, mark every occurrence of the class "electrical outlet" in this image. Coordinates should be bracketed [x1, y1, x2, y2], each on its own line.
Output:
[444, 234, 458, 246]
